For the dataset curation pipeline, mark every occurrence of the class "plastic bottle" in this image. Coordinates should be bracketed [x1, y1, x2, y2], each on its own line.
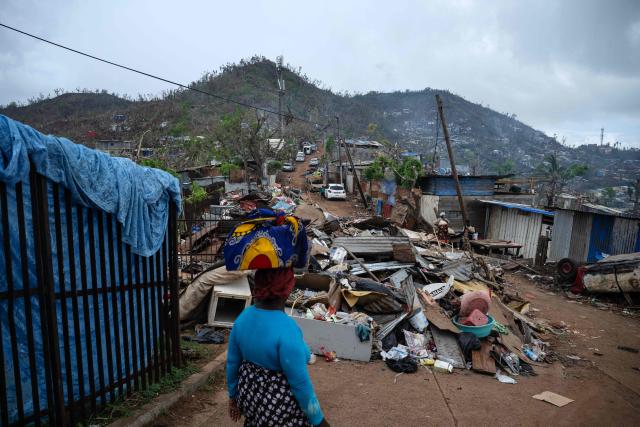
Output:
[433, 360, 453, 373]
[419, 358, 435, 366]
[523, 346, 538, 361]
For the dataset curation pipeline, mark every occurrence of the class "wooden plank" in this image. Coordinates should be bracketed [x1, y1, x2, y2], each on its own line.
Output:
[472, 341, 496, 374]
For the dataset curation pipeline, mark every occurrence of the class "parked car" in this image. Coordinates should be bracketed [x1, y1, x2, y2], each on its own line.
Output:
[323, 183, 346, 200]
[295, 151, 305, 162]
[309, 157, 319, 167]
[303, 145, 312, 155]
[282, 162, 295, 172]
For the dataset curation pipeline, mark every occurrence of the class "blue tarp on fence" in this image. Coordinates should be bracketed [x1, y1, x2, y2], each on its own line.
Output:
[0, 115, 181, 257]
[0, 115, 181, 424]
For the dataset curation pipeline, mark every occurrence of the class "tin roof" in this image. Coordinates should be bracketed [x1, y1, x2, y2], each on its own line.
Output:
[479, 199, 554, 216]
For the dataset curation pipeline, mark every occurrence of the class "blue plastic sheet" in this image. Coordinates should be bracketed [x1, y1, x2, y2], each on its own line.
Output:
[0, 115, 180, 424]
[0, 115, 181, 257]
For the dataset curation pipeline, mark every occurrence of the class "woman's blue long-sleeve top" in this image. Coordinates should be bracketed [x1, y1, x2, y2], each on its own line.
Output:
[226, 305, 324, 426]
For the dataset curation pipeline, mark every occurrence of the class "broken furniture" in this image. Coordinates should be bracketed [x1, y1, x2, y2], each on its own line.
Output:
[470, 239, 523, 258]
[207, 275, 252, 327]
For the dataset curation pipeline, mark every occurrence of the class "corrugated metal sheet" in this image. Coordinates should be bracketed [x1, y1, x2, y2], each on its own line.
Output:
[610, 217, 640, 255]
[549, 210, 574, 262]
[588, 214, 614, 262]
[569, 212, 592, 263]
[418, 176, 496, 196]
[420, 195, 439, 225]
[332, 236, 411, 256]
[349, 262, 414, 275]
[479, 200, 553, 216]
[486, 205, 543, 259]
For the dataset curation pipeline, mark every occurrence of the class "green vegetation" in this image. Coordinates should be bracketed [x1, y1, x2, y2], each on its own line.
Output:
[169, 102, 191, 136]
[267, 160, 283, 175]
[220, 161, 240, 176]
[185, 182, 207, 205]
[86, 340, 213, 425]
[602, 186, 616, 202]
[397, 157, 423, 188]
[363, 155, 423, 188]
[325, 136, 335, 155]
[493, 159, 515, 175]
[139, 158, 178, 177]
[537, 154, 589, 206]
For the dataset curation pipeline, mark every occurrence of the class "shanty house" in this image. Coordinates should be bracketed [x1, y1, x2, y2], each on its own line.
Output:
[417, 175, 534, 231]
[548, 206, 640, 263]
[480, 200, 554, 260]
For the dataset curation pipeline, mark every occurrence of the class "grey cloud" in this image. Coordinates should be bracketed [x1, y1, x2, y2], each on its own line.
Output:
[0, 0, 638, 146]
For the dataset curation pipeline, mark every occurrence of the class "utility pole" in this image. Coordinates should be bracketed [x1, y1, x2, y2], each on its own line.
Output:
[600, 127, 604, 146]
[436, 94, 470, 230]
[335, 116, 342, 184]
[276, 56, 285, 139]
[342, 137, 369, 210]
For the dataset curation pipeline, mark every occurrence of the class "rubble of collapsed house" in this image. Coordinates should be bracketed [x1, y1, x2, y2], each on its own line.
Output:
[177, 189, 563, 383]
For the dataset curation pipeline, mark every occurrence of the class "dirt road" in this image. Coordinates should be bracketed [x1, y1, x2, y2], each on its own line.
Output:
[280, 145, 364, 219]
[153, 275, 640, 427]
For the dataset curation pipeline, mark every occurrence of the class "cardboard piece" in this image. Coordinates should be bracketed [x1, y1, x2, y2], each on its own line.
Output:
[423, 306, 460, 334]
[532, 391, 574, 407]
[418, 290, 460, 334]
[294, 273, 342, 309]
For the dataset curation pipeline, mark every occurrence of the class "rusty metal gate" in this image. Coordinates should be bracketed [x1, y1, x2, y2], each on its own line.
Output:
[0, 166, 180, 426]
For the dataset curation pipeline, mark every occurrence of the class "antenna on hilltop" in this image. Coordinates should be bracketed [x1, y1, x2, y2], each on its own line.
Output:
[276, 55, 285, 137]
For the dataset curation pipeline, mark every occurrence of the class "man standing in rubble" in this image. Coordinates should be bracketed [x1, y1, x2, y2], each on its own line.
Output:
[436, 212, 449, 243]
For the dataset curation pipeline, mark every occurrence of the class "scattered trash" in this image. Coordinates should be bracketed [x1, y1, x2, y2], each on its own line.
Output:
[320, 347, 338, 362]
[433, 359, 454, 374]
[181, 326, 225, 344]
[532, 391, 574, 407]
[617, 345, 639, 354]
[386, 356, 418, 373]
[423, 275, 454, 300]
[495, 369, 517, 384]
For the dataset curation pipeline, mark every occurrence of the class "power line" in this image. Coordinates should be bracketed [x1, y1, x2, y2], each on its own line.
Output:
[0, 22, 322, 126]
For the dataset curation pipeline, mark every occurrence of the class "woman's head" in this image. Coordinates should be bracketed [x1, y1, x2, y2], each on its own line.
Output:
[252, 267, 295, 303]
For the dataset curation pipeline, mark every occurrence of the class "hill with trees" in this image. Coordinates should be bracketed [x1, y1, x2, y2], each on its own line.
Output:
[2, 56, 638, 192]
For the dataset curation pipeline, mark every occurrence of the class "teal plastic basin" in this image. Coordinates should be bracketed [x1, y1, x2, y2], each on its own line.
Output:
[452, 315, 495, 338]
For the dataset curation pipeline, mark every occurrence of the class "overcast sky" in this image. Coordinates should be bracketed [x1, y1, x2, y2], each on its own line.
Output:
[1, 0, 639, 147]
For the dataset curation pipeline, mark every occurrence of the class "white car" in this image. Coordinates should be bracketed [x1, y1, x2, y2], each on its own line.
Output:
[309, 157, 319, 167]
[295, 151, 305, 162]
[282, 162, 295, 172]
[324, 184, 346, 200]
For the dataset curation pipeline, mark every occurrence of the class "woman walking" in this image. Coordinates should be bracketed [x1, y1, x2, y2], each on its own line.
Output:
[223, 210, 329, 427]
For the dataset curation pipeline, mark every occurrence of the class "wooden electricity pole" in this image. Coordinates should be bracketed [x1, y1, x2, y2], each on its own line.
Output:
[436, 94, 470, 230]
[341, 139, 370, 211]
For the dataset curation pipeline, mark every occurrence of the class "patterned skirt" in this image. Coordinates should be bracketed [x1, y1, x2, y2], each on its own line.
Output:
[237, 361, 312, 427]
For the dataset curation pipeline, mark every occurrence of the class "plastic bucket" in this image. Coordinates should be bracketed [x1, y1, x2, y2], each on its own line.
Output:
[452, 315, 495, 338]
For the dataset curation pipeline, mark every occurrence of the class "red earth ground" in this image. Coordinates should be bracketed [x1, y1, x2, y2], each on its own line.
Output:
[152, 274, 640, 427]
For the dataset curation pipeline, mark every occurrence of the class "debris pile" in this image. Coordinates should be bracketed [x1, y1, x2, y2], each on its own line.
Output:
[177, 188, 563, 382]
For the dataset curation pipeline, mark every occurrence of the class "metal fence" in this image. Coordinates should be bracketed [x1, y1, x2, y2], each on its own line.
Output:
[0, 166, 180, 426]
[177, 206, 235, 281]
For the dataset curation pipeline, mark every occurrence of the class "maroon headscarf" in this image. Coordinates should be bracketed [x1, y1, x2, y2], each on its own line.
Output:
[253, 267, 295, 300]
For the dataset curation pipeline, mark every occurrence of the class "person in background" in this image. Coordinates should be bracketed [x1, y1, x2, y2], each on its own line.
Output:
[226, 266, 330, 427]
[436, 211, 450, 243]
